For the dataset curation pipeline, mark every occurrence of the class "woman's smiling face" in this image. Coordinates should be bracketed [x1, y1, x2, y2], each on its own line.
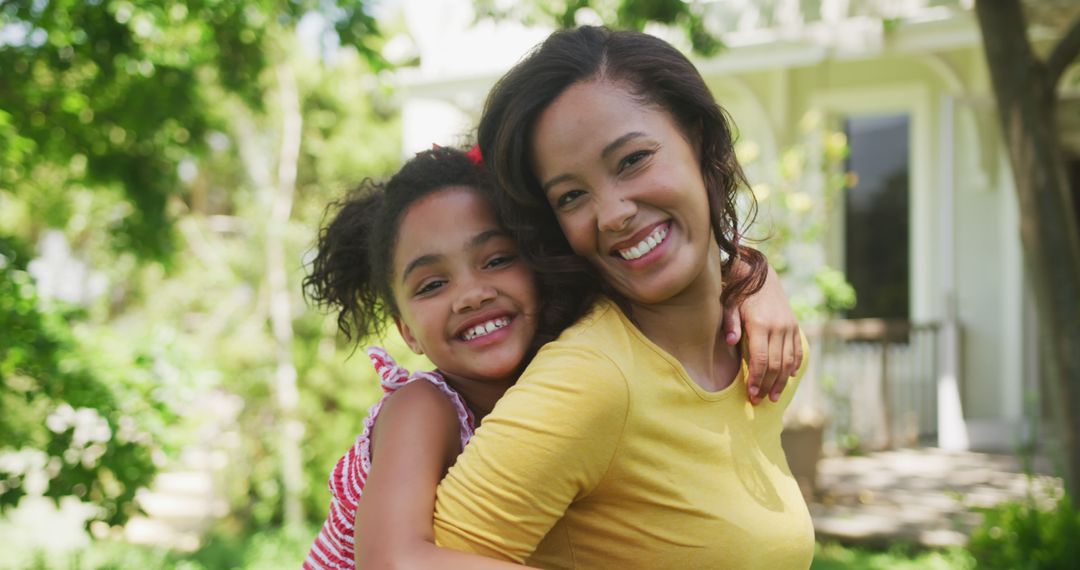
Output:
[530, 80, 714, 306]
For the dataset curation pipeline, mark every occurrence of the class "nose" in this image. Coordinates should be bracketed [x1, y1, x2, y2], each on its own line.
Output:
[596, 192, 636, 233]
[452, 277, 497, 313]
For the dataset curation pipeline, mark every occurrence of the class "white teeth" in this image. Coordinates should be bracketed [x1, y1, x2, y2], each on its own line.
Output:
[618, 225, 668, 260]
[462, 317, 511, 341]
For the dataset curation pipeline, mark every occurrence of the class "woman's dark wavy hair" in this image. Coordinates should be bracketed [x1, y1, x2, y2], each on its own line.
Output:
[302, 145, 585, 356]
[477, 26, 767, 311]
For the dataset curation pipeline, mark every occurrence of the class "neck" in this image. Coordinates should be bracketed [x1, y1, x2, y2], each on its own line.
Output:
[439, 373, 512, 423]
[629, 240, 740, 391]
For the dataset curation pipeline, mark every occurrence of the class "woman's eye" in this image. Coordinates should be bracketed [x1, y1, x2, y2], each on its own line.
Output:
[619, 150, 650, 172]
[556, 189, 585, 209]
[415, 279, 446, 296]
[485, 254, 517, 269]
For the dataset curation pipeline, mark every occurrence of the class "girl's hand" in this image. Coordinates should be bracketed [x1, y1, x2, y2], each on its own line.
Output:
[722, 264, 802, 405]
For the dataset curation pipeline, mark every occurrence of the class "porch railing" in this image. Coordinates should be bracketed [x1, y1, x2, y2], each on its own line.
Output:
[804, 319, 944, 452]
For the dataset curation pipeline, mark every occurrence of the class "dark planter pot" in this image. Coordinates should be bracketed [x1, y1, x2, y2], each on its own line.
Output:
[782, 423, 824, 503]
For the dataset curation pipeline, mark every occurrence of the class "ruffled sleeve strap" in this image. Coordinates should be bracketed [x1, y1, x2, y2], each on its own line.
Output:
[366, 346, 412, 393]
[328, 347, 412, 510]
[366, 346, 476, 450]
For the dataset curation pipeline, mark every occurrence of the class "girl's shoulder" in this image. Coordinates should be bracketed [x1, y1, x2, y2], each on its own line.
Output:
[309, 349, 475, 569]
[326, 348, 474, 508]
[365, 346, 475, 443]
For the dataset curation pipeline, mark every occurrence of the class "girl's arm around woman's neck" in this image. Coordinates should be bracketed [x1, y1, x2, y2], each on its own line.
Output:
[354, 380, 530, 570]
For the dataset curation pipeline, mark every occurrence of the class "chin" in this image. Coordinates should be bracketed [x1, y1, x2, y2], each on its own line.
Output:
[478, 355, 526, 381]
[619, 279, 687, 305]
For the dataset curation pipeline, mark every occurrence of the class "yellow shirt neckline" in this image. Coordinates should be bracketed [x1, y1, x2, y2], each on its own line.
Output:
[597, 298, 749, 402]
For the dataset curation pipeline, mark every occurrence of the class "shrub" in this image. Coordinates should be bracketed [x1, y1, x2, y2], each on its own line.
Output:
[967, 488, 1080, 569]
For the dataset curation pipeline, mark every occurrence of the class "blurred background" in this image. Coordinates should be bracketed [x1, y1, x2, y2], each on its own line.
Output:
[2, 0, 1079, 568]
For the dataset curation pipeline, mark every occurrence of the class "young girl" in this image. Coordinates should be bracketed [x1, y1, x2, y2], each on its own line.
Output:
[301, 146, 799, 569]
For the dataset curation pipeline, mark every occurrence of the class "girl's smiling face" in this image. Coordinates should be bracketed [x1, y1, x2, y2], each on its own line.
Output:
[391, 186, 539, 385]
[530, 80, 714, 307]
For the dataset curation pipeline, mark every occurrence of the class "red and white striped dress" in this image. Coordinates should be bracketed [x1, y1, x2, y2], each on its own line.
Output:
[303, 347, 476, 569]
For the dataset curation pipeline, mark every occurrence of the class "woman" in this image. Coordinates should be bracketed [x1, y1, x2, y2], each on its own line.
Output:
[431, 26, 814, 569]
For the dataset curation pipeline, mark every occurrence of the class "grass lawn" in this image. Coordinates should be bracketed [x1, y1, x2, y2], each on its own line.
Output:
[812, 541, 976, 570]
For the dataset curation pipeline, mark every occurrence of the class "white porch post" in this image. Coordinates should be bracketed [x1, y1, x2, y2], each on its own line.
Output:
[937, 93, 969, 450]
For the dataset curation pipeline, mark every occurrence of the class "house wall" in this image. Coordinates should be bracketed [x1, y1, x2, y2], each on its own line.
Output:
[708, 49, 1029, 449]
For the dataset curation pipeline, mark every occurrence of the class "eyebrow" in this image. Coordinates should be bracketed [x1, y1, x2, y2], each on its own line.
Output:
[468, 228, 507, 249]
[401, 253, 441, 283]
[601, 131, 647, 160]
[540, 131, 648, 194]
[400, 228, 510, 283]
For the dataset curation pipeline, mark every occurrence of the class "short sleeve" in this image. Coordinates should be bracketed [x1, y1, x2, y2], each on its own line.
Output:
[432, 344, 630, 562]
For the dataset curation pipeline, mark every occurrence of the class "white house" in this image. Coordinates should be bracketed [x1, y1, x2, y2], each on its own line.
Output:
[391, 0, 1080, 452]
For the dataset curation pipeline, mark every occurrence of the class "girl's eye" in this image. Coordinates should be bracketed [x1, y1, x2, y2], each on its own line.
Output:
[555, 189, 585, 209]
[415, 279, 446, 296]
[618, 150, 651, 172]
[484, 254, 517, 269]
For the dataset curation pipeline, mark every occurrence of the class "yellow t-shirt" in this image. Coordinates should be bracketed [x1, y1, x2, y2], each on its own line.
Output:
[434, 298, 814, 569]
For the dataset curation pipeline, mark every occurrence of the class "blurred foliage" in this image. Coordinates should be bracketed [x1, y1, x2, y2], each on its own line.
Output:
[473, 0, 724, 55]
[740, 111, 857, 323]
[8, 524, 319, 569]
[812, 541, 975, 569]
[0, 0, 409, 545]
[0, 237, 175, 526]
[968, 487, 1080, 569]
[0, 0, 383, 260]
[190, 44, 404, 529]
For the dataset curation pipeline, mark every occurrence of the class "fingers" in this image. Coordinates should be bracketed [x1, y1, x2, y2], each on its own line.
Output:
[746, 327, 770, 405]
[722, 305, 742, 346]
[791, 325, 804, 377]
[747, 324, 803, 405]
[758, 328, 784, 404]
[770, 330, 797, 402]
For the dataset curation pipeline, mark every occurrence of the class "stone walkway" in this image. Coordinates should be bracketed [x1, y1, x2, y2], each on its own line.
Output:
[809, 448, 1062, 548]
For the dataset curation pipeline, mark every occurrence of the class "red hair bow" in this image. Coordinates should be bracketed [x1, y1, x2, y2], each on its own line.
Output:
[430, 143, 483, 166]
[465, 145, 483, 166]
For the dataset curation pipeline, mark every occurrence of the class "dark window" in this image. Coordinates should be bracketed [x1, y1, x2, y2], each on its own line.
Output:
[843, 114, 910, 320]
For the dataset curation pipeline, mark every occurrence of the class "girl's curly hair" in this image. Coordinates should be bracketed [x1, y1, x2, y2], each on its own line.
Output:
[303, 147, 494, 343]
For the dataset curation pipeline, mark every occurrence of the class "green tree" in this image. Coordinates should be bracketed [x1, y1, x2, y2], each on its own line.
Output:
[739, 114, 856, 322]
[0, 0, 382, 259]
[0, 0, 393, 535]
[474, 0, 723, 55]
[973, 0, 1080, 496]
[0, 237, 171, 527]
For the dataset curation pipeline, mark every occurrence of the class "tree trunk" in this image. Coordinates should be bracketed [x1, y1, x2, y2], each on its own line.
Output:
[975, 0, 1080, 495]
[266, 61, 305, 530]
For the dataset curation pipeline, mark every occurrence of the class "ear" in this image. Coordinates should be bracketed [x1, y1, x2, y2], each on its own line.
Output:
[394, 316, 424, 355]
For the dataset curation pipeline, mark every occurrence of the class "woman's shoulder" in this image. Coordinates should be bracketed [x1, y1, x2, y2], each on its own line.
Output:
[517, 300, 636, 397]
[546, 297, 633, 347]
